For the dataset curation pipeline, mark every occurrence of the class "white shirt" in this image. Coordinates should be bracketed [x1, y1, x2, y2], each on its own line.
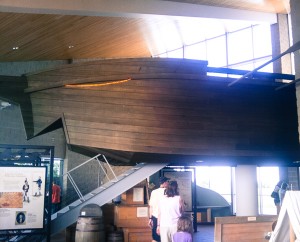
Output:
[149, 187, 166, 218]
[159, 195, 182, 227]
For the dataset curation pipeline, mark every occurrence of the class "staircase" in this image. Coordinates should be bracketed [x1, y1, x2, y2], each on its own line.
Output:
[50, 162, 168, 235]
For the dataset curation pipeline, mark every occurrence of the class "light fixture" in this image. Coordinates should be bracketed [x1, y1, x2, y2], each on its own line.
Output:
[228, 40, 300, 87]
[65, 79, 130, 88]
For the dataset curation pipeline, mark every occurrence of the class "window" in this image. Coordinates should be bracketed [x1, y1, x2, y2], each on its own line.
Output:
[196, 166, 234, 205]
[253, 25, 272, 59]
[185, 42, 207, 60]
[206, 36, 227, 67]
[227, 28, 253, 65]
[196, 166, 280, 215]
[154, 20, 273, 75]
[257, 167, 279, 215]
[167, 48, 184, 58]
[41, 157, 64, 187]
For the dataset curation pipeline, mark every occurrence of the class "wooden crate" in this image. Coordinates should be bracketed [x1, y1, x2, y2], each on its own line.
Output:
[114, 205, 149, 228]
[197, 212, 207, 222]
[121, 180, 149, 205]
[123, 227, 152, 242]
[121, 187, 145, 205]
[196, 208, 212, 223]
[214, 215, 277, 242]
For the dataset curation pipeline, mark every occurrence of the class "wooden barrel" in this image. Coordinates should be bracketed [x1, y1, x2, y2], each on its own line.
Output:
[106, 231, 124, 242]
[75, 216, 105, 242]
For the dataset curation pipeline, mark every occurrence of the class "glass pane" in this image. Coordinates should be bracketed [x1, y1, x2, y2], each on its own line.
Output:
[202, 20, 225, 39]
[208, 72, 228, 77]
[206, 36, 227, 67]
[185, 42, 207, 60]
[253, 24, 272, 59]
[209, 167, 231, 195]
[154, 18, 183, 52]
[229, 61, 254, 71]
[156, 52, 168, 58]
[196, 166, 232, 204]
[53, 159, 61, 177]
[196, 166, 210, 188]
[178, 19, 206, 45]
[254, 57, 273, 72]
[228, 27, 253, 65]
[167, 48, 183, 58]
[224, 19, 252, 32]
[257, 167, 279, 215]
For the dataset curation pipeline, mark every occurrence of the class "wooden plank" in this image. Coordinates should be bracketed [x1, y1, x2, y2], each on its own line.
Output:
[214, 221, 222, 242]
[215, 216, 277, 242]
[12, 58, 298, 162]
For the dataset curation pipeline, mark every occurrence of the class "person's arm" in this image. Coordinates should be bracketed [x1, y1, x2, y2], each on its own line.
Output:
[156, 206, 161, 235]
[148, 204, 153, 228]
[149, 202, 153, 218]
[179, 196, 185, 215]
[148, 192, 154, 227]
[156, 198, 161, 235]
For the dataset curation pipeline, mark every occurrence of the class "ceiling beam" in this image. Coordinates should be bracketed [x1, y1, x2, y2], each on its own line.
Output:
[0, 0, 277, 23]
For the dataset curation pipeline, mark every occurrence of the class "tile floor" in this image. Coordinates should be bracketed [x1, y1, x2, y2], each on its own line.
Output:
[193, 224, 214, 242]
[49, 224, 215, 241]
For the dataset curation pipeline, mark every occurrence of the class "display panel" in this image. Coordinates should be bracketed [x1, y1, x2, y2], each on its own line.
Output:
[163, 170, 193, 211]
[0, 166, 46, 230]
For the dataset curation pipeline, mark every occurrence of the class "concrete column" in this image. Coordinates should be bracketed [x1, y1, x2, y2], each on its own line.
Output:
[235, 165, 258, 216]
[271, 14, 292, 74]
[290, 0, 300, 145]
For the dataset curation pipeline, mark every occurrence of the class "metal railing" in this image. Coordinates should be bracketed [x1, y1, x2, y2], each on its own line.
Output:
[59, 154, 123, 210]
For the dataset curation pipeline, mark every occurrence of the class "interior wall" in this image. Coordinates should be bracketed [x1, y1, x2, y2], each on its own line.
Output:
[0, 61, 69, 158]
[0, 103, 66, 158]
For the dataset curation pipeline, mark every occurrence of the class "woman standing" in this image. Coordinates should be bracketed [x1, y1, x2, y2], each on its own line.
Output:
[157, 180, 184, 242]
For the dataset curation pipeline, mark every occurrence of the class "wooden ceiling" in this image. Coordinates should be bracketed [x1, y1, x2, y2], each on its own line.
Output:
[0, 13, 152, 61]
[0, 0, 289, 63]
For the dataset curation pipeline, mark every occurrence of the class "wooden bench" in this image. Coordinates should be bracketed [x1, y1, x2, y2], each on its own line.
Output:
[214, 215, 278, 242]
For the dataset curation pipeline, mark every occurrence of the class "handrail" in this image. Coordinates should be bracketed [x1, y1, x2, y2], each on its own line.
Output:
[67, 173, 84, 201]
[61, 153, 117, 203]
[101, 154, 118, 181]
[65, 154, 101, 174]
[96, 156, 110, 183]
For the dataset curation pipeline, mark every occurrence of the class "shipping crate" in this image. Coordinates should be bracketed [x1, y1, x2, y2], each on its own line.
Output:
[123, 227, 152, 242]
[197, 212, 207, 223]
[121, 180, 149, 205]
[121, 187, 145, 205]
[114, 205, 149, 228]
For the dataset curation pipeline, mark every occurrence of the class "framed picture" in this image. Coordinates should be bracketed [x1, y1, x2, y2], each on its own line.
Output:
[0, 166, 46, 230]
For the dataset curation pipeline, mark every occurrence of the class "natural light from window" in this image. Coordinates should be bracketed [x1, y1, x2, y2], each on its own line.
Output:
[196, 166, 233, 205]
[257, 166, 279, 215]
[152, 18, 273, 75]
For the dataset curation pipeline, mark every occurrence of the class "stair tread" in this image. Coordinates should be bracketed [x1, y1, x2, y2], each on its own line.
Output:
[51, 161, 167, 236]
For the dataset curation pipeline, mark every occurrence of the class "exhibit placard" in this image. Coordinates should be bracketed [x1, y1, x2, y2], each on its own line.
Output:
[0, 166, 46, 230]
[163, 170, 193, 211]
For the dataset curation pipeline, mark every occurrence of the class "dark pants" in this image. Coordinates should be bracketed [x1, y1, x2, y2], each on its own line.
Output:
[52, 202, 61, 214]
[151, 216, 161, 242]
